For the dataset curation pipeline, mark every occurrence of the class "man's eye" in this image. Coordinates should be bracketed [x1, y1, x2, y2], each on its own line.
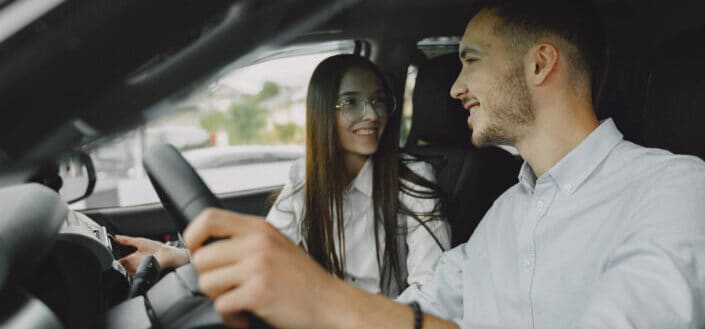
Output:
[464, 58, 478, 64]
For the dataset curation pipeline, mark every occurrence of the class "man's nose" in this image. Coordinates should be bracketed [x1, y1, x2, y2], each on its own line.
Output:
[450, 73, 468, 100]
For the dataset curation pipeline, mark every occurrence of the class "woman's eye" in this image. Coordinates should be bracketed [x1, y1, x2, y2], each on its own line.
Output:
[464, 58, 478, 64]
[341, 97, 358, 106]
[371, 97, 387, 106]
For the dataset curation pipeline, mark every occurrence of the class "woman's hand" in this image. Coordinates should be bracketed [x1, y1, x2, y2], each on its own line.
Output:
[114, 235, 190, 277]
[184, 208, 353, 329]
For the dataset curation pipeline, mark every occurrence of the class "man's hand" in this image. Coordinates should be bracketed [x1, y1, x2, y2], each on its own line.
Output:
[184, 208, 460, 329]
[184, 208, 352, 329]
[114, 235, 190, 277]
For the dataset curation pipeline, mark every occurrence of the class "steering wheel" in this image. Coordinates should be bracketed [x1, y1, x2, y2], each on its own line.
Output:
[142, 144, 223, 232]
[103, 144, 270, 329]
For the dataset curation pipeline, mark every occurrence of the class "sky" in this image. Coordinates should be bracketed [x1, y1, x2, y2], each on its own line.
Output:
[219, 52, 340, 94]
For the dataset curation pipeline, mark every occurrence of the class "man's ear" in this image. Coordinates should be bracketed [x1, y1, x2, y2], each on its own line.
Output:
[527, 42, 559, 86]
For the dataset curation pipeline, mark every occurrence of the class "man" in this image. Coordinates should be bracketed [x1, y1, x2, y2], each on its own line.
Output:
[183, 2, 705, 329]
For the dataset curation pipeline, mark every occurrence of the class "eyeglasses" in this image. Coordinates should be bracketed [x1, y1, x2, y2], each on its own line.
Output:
[335, 95, 396, 122]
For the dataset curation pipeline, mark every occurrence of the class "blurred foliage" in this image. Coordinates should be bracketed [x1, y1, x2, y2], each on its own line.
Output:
[256, 81, 280, 101]
[226, 98, 267, 144]
[200, 111, 226, 132]
[200, 81, 304, 145]
[273, 122, 304, 143]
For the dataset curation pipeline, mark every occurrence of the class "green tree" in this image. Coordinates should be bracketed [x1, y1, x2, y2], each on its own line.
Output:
[199, 81, 282, 145]
[200, 111, 226, 132]
[256, 81, 280, 101]
[273, 122, 304, 143]
[226, 100, 267, 144]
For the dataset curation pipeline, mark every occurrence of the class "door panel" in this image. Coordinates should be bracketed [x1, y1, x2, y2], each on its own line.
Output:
[82, 186, 281, 238]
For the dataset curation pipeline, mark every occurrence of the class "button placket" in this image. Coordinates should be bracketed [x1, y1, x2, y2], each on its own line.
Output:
[517, 194, 541, 321]
[523, 179, 556, 328]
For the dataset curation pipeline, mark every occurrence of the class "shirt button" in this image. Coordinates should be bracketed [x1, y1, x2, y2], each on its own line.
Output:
[523, 259, 533, 269]
[564, 184, 573, 190]
[536, 200, 545, 209]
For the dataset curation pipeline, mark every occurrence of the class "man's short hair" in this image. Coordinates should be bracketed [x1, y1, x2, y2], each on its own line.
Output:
[479, 1, 606, 94]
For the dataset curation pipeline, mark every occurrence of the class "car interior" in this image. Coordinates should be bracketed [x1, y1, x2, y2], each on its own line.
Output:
[0, 0, 704, 328]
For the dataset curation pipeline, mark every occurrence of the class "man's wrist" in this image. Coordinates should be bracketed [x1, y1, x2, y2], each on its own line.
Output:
[315, 277, 365, 329]
[318, 279, 422, 329]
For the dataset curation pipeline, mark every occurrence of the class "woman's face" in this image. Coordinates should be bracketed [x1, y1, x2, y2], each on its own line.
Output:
[335, 67, 389, 161]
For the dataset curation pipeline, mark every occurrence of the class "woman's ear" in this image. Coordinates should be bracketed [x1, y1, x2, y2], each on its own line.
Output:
[527, 42, 559, 86]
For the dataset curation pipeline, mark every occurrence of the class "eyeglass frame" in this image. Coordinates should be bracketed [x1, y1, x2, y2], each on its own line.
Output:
[334, 94, 398, 122]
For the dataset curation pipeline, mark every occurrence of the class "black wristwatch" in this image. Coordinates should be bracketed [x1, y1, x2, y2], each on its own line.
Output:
[410, 301, 423, 329]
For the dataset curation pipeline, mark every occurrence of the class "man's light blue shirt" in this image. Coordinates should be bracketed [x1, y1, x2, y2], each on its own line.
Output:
[398, 119, 705, 329]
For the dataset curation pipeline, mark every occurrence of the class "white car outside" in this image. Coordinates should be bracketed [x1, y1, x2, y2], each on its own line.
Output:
[116, 145, 304, 207]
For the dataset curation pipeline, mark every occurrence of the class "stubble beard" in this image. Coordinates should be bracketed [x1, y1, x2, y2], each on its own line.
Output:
[472, 62, 534, 148]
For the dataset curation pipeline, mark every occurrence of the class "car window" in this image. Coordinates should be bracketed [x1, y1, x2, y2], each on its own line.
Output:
[399, 63, 417, 145]
[74, 41, 356, 210]
[417, 36, 460, 59]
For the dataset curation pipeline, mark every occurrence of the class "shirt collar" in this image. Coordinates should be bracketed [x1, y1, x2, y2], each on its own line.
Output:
[349, 158, 373, 197]
[519, 118, 623, 194]
[518, 161, 538, 191]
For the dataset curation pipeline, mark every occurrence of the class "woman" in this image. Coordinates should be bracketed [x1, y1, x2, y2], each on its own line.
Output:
[266, 54, 449, 297]
[116, 54, 449, 297]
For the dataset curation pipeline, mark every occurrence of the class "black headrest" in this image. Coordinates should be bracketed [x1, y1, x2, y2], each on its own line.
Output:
[642, 27, 705, 160]
[409, 53, 471, 146]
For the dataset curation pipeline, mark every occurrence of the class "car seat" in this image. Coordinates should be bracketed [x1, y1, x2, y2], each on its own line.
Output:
[640, 27, 705, 161]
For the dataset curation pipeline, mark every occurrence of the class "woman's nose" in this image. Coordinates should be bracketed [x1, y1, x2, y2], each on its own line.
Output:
[360, 101, 379, 121]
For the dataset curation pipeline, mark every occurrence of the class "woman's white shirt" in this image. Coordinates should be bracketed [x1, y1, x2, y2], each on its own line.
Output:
[265, 157, 450, 297]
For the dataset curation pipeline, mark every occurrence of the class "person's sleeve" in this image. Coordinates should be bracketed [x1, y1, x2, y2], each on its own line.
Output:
[265, 159, 304, 244]
[397, 160, 465, 322]
[397, 243, 466, 322]
[398, 195, 509, 329]
[403, 161, 451, 287]
[573, 158, 705, 329]
[400, 252, 516, 329]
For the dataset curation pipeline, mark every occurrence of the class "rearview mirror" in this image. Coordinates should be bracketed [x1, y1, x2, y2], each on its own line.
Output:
[56, 150, 97, 203]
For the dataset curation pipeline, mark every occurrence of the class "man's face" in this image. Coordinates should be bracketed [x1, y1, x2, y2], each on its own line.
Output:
[450, 10, 534, 147]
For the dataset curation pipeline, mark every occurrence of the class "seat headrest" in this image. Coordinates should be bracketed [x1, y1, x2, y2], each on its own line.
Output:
[642, 27, 705, 160]
[409, 53, 471, 146]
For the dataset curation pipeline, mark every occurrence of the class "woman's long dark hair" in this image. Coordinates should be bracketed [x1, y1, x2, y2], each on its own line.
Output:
[282, 54, 444, 293]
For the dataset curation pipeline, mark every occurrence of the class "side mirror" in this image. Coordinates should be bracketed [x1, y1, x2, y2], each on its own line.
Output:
[56, 150, 97, 204]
